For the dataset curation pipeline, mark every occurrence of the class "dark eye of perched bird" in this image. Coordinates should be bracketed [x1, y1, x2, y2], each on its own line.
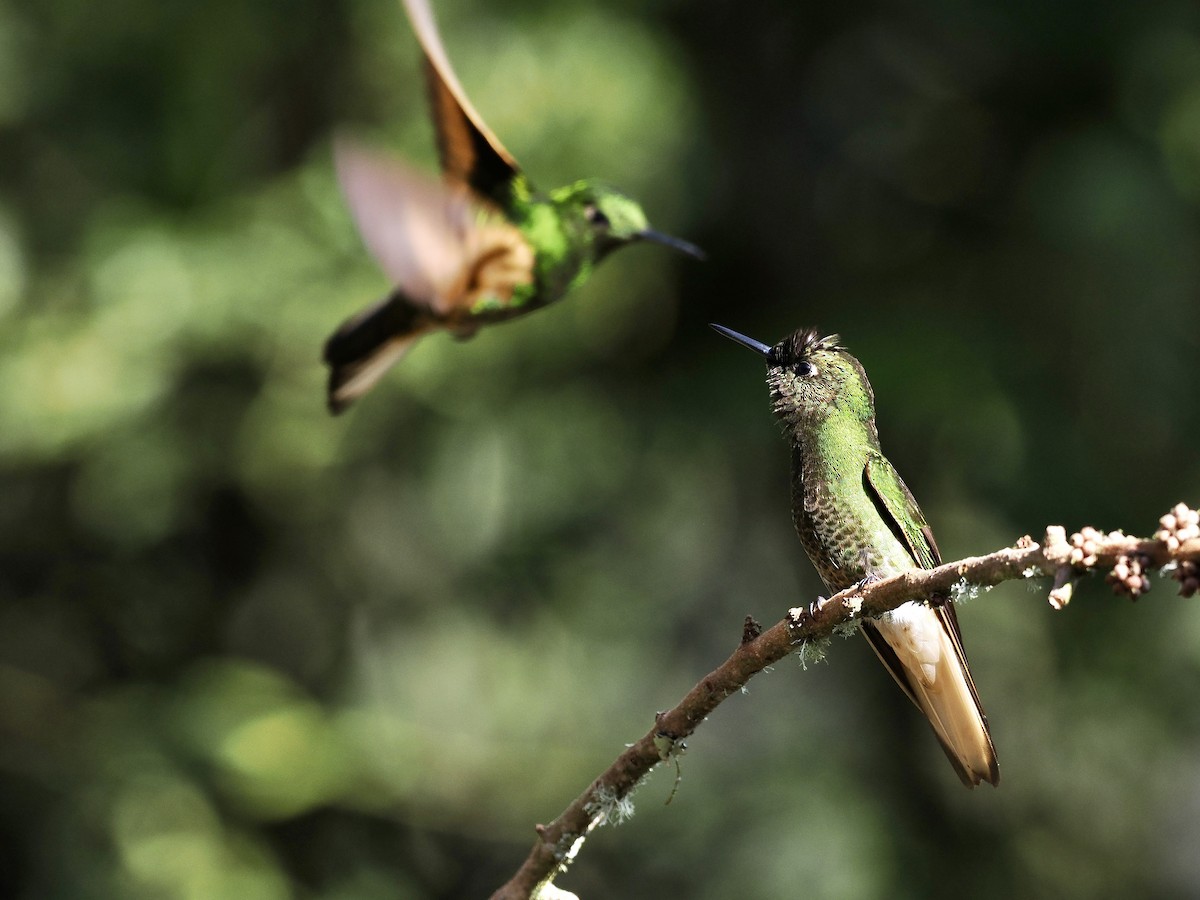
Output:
[796, 361, 817, 378]
[584, 204, 610, 227]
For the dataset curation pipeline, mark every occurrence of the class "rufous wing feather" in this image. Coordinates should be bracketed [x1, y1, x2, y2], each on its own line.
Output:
[401, 0, 522, 205]
[327, 136, 537, 413]
[335, 135, 495, 312]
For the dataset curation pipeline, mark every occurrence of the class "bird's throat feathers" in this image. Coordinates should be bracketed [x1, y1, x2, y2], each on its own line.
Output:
[766, 329, 880, 449]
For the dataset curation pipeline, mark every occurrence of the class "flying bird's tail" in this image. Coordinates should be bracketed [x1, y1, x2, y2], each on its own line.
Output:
[323, 292, 437, 415]
[862, 601, 999, 788]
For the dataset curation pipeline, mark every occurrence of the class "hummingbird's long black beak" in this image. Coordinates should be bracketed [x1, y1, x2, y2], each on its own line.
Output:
[710, 323, 774, 360]
[637, 229, 706, 260]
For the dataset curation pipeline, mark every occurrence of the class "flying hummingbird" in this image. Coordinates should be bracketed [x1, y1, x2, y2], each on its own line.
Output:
[712, 323, 999, 788]
[323, 0, 703, 414]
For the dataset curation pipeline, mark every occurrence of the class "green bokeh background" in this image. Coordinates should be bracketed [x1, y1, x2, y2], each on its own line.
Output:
[3, 0, 1200, 896]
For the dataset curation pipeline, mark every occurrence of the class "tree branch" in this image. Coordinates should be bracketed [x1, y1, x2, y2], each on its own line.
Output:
[492, 509, 1200, 899]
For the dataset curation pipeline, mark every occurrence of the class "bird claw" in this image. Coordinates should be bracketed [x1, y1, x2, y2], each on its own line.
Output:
[854, 574, 882, 591]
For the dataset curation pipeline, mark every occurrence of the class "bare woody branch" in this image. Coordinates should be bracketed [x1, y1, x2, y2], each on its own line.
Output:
[492, 508, 1200, 900]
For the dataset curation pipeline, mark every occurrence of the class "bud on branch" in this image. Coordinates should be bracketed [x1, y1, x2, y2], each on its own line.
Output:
[494, 504, 1200, 899]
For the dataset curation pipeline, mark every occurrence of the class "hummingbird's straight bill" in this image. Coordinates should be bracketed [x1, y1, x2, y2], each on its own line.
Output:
[709, 323, 773, 358]
[712, 323, 999, 788]
[322, 0, 703, 414]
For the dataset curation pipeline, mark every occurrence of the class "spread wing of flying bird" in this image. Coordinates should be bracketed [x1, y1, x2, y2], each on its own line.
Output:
[333, 137, 532, 307]
[324, 0, 700, 412]
[402, 0, 525, 207]
[326, 137, 535, 412]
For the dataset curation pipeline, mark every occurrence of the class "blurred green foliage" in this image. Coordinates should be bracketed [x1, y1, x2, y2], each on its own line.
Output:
[2, 0, 1200, 896]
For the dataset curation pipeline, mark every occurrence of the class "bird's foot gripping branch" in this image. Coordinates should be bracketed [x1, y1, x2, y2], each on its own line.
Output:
[495, 503, 1200, 899]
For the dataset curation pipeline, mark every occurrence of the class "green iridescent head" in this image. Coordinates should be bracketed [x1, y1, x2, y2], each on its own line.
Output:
[552, 180, 704, 261]
[711, 324, 877, 434]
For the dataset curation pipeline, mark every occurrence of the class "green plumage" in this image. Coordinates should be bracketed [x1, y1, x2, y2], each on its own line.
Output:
[321, 0, 701, 414]
[714, 324, 999, 788]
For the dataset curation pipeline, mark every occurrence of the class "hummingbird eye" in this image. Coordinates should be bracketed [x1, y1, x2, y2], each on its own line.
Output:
[584, 204, 610, 228]
[796, 361, 817, 378]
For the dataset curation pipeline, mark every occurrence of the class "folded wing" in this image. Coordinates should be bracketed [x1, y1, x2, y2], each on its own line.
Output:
[862, 453, 1000, 787]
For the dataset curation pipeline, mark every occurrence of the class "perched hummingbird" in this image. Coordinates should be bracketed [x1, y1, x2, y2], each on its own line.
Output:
[323, 0, 703, 414]
[712, 323, 999, 788]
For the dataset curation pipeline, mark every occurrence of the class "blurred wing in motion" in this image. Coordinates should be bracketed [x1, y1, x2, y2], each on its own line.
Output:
[335, 135, 482, 308]
[335, 135, 535, 312]
[327, 136, 536, 413]
[402, 0, 524, 207]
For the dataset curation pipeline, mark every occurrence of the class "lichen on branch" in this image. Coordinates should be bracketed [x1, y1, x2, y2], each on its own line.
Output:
[493, 504, 1200, 899]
